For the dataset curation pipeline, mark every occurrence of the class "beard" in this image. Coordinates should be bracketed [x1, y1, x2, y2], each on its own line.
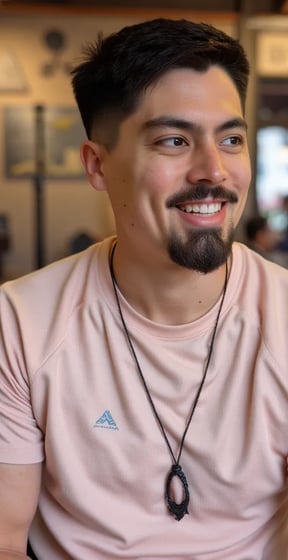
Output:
[168, 224, 234, 274]
[166, 184, 237, 273]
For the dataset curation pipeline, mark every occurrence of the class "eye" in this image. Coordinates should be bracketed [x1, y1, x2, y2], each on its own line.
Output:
[156, 136, 188, 148]
[221, 135, 243, 146]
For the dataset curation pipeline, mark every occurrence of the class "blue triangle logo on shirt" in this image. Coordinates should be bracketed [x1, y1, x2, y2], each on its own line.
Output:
[94, 410, 119, 430]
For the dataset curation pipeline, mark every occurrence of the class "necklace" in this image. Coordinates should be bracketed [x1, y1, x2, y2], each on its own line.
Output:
[109, 244, 228, 521]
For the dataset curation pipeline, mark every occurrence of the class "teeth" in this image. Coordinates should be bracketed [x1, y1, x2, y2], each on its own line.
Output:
[179, 202, 222, 214]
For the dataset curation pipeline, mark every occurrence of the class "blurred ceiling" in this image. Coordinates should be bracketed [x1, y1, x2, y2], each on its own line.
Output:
[0, 0, 287, 14]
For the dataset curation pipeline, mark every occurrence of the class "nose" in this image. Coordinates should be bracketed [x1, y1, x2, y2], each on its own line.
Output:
[186, 141, 228, 185]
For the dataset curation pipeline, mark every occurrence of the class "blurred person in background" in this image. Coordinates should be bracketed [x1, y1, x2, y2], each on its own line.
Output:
[245, 214, 287, 267]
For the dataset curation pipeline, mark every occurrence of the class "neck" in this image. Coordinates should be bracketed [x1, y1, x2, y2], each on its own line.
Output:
[110, 243, 230, 325]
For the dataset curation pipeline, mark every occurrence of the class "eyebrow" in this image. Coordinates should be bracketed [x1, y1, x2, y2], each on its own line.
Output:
[142, 116, 248, 134]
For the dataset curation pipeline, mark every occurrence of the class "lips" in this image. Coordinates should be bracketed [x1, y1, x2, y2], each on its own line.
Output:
[166, 185, 238, 211]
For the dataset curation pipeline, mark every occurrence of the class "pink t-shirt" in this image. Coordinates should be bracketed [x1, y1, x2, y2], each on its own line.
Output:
[0, 236, 288, 559]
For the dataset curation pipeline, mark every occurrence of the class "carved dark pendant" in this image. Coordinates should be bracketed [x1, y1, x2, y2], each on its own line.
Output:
[165, 463, 190, 521]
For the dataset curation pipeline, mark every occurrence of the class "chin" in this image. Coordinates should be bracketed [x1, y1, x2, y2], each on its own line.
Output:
[168, 228, 234, 274]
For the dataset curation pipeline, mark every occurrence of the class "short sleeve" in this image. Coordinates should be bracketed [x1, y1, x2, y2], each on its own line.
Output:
[0, 288, 44, 464]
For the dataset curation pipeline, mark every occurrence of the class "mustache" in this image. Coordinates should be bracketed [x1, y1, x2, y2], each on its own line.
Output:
[166, 184, 238, 208]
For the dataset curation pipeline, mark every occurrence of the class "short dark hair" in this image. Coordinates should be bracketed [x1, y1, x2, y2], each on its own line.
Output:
[245, 216, 268, 241]
[71, 18, 250, 148]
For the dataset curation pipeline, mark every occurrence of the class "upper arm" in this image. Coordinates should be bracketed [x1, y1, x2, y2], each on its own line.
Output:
[0, 463, 42, 554]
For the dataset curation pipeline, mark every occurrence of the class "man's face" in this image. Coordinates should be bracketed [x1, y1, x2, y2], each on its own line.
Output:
[94, 66, 251, 273]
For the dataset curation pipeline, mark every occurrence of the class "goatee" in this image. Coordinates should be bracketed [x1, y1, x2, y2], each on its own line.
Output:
[166, 183, 237, 273]
[168, 226, 234, 273]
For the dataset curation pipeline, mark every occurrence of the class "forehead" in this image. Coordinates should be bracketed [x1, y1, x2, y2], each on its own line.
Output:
[134, 66, 243, 124]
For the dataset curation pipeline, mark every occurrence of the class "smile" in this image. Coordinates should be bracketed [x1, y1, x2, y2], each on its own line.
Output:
[178, 202, 223, 215]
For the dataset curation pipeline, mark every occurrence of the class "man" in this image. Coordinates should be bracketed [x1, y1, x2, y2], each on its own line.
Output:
[0, 18, 288, 560]
[245, 215, 276, 257]
[244, 214, 288, 267]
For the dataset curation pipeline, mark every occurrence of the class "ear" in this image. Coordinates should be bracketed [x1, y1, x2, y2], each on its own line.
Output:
[80, 140, 108, 192]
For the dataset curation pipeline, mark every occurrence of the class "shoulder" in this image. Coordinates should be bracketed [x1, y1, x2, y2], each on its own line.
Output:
[231, 242, 288, 361]
[1, 237, 113, 309]
[0, 237, 115, 373]
[234, 242, 288, 291]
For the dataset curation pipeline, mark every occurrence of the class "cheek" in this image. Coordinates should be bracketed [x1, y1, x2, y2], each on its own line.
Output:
[139, 161, 181, 198]
[241, 153, 252, 185]
[233, 156, 251, 196]
[105, 160, 134, 204]
[233, 173, 251, 222]
[239, 169, 251, 204]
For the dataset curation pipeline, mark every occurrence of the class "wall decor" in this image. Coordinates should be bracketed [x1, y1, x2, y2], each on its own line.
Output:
[4, 105, 86, 179]
[41, 29, 72, 76]
[0, 51, 27, 92]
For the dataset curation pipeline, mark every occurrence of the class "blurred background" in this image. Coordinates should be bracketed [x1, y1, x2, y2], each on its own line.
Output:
[0, 0, 288, 280]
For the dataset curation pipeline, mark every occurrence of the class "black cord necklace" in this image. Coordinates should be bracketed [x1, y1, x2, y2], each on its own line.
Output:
[109, 244, 228, 521]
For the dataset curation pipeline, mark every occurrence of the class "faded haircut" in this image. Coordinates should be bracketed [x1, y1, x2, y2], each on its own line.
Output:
[71, 18, 250, 149]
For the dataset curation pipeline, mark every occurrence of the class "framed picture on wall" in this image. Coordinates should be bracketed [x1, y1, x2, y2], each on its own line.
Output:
[0, 51, 27, 92]
[3, 105, 86, 179]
